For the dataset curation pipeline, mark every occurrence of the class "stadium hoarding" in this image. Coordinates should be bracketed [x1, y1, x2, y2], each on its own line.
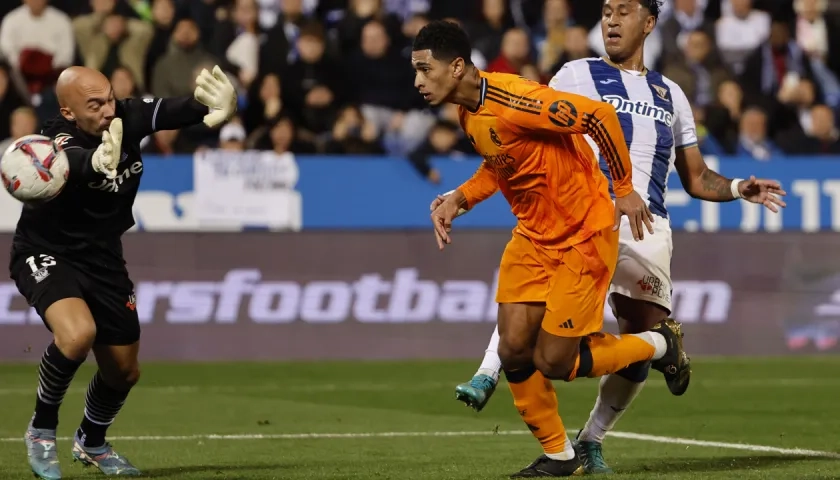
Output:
[2, 154, 840, 232]
[0, 231, 837, 361]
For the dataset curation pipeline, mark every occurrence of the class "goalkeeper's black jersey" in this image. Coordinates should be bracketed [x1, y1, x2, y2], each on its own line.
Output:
[10, 96, 207, 269]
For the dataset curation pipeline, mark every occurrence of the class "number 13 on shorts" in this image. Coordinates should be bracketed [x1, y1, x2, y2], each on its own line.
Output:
[25, 254, 57, 283]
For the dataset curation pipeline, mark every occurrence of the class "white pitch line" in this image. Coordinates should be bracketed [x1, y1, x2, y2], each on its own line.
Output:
[1, 429, 838, 459]
[0, 378, 838, 396]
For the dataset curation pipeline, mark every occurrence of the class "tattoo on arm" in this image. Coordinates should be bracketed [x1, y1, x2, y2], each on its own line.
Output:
[698, 168, 734, 200]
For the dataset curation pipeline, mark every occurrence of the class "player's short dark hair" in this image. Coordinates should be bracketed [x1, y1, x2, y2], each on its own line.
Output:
[639, 0, 663, 20]
[413, 20, 473, 65]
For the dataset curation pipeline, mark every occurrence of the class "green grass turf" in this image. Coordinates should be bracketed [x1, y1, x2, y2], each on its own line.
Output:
[1, 357, 839, 479]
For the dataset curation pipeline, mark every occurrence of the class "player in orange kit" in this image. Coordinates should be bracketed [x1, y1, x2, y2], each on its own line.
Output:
[412, 21, 690, 477]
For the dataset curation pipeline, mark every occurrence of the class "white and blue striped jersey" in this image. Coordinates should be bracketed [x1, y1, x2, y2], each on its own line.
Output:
[548, 58, 698, 218]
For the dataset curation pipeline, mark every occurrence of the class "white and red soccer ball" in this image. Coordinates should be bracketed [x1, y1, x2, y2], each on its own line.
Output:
[0, 134, 69, 203]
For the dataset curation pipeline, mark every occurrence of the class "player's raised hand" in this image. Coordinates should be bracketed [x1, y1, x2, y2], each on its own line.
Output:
[431, 192, 468, 250]
[430, 190, 470, 215]
[91, 118, 123, 180]
[194, 65, 237, 128]
[738, 176, 787, 213]
[614, 190, 655, 241]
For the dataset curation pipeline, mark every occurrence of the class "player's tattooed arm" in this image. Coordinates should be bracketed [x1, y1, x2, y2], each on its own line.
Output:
[674, 145, 736, 201]
[698, 168, 734, 199]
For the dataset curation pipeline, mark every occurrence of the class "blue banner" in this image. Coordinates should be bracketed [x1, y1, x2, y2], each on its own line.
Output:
[1, 154, 838, 232]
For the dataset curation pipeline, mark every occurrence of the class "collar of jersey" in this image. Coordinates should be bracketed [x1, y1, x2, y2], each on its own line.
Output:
[465, 75, 489, 114]
[600, 56, 648, 76]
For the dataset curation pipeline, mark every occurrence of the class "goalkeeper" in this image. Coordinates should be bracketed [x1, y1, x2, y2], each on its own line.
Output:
[9, 65, 237, 480]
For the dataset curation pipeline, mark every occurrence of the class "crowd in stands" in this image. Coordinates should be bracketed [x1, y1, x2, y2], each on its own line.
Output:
[0, 0, 839, 184]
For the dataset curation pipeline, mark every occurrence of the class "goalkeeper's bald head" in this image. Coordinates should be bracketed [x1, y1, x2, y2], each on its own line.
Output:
[56, 66, 116, 136]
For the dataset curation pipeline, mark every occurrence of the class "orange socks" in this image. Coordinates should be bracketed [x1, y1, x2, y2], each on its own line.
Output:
[569, 332, 658, 381]
[504, 366, 572, 458]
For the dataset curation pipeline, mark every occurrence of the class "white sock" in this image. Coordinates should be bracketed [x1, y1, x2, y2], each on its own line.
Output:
[476, 325, 502, 382]
[629, 332, 667, 360]
[578, 375, 646, 444]
[545, 436, 576, 461]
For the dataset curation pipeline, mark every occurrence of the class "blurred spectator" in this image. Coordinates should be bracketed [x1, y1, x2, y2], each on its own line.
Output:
[250, 114, 316, 153]
[110, 65, 143, 99]
[466, 0, 513, 63]
[335, 0, 402, 55]
[408, 119, 475, 184]
[487, 28, 533, 77]
[282, 21, 343, 140]
[1, 0, 839, 162]
[258, 0, 314, 75]
[347, 19, 431, 156]
[779, 104, 840, 154]
[218, 119, 246, 151]
[549, 26, 596, 72]
[706, 79, 744, 152]
[0, 64, 27, 140]
[243, 72, 283, 134]
[73, 0, 154, 90]
[794, 0, 840, 109]
[736, 106, 782, 160]
[399, 13, 429, 58]
[660, 0, 716, 65]
[662, 30, 729, 109]
[740, 18, 819, 137]
[531, 0, 571, 75]
[692, 105, 727, 156]
[151, 19, 216, 97]
[0, 106, 39, 155]
[0, 0, 74, 121]
[715, 0, 770, 74]
[210, 0, 261, 90]
[324, 104, 383, 154]
[144, 0, 176, 89]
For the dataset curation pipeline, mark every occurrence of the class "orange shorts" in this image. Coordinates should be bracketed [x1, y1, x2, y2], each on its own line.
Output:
[495, 227, 619, 337]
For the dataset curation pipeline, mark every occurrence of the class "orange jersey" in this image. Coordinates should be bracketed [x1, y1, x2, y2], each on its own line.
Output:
[456, 71, 633, 249]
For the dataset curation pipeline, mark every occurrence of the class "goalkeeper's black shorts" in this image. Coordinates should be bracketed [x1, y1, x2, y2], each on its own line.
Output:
[10, 250, 140, 346]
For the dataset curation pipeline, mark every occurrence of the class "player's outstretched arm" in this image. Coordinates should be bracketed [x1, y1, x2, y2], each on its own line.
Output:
[674, 145, 787, 210]
[122, 66, 237, 140]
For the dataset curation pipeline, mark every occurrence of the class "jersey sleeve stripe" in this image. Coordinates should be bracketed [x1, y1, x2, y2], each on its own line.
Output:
[583, 113, 626, 180]
[485, 86, 543, 111]
[676, 142, 698, 150]
[484, 93, 542, 116]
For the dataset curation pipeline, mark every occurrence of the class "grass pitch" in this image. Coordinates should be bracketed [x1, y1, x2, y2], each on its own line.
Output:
[1, 357, 839, 479]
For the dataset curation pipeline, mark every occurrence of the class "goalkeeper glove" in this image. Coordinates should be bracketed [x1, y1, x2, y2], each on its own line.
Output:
[91, 118, 123, 180]
[194, 65, 237, 128]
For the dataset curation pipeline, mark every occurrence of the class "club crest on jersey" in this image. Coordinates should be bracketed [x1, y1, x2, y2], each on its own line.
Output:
[489, 128, 502, 147]
[53, 134, 72, 148]
[652, 84, 670, 102]
[602, 95, 674, 127]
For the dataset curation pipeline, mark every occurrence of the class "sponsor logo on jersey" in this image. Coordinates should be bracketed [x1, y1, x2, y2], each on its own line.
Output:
[87, 161, 143, 192]
[602, 94, 674, 127]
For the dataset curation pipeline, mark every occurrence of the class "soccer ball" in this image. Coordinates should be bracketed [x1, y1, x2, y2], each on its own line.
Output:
[0, 134, 70, 203]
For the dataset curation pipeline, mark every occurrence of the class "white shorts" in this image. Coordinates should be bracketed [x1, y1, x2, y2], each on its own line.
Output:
[607, 214, 673, 314]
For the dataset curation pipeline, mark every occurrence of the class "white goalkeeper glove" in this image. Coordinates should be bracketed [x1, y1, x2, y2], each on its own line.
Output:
[91, 118, 123, 180]
[194, 65, 237, 128]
